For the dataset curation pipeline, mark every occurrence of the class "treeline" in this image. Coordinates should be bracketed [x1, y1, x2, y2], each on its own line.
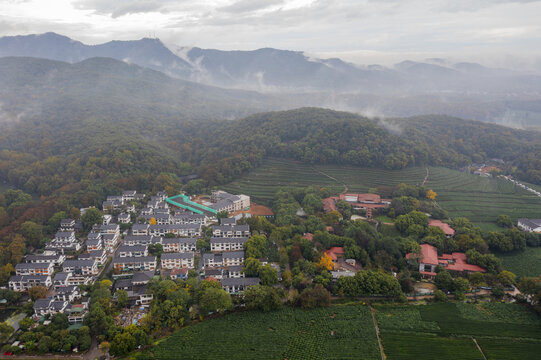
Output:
[4, 106, 541, 207]
[193, 108, 541, 185]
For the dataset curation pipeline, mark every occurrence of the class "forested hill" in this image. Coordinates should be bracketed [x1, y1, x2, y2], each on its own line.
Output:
[0, 56, 279, 124]
[2, 101, 541, 210]
[196, 108, 541, 185]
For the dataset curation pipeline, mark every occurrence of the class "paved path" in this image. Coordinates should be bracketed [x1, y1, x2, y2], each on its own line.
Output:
[472, 337, 488, 360]
[370, 306, 386, 360]
[311, 166, 349, 194]
[421, 167, 430, 186]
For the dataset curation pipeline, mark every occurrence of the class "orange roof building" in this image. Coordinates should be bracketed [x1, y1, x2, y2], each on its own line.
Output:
[324, 247, 345, 262]
[406, 244, 485, 278]
[428, 220, 455, 237]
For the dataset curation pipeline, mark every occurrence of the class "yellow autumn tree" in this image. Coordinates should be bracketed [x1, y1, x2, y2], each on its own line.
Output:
[318, 252, 334, 271]
[426, 189, 437, 200]
[149, 217, 157, 225]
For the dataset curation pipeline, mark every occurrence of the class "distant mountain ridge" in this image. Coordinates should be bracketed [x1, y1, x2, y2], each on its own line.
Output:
[1, 32, 541, 127]
[0, 32, 193, 79]
[1, 32, 537, 94]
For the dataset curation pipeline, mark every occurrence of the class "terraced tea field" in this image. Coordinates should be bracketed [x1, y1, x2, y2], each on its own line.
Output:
[134, 305, 380, 360]
[376, 302, 541, 360]
[496, 246, 541, 277]
[131, 302, 541, 360]
[222, 158, 541, 226]
[424, 167, 541, 226]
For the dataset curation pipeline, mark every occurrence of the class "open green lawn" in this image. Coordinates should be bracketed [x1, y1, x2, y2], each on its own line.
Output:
[496, 246, 541, 277]
[223, 158, 541, 226]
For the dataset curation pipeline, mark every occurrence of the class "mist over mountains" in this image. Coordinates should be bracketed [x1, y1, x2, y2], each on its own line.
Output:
[1, 32, 541, 127]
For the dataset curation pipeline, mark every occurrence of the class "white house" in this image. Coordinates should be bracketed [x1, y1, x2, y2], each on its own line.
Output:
[15, 262, 54, 276]
[210, 237, 248, 252]
[62, 259, 98, 276]
[161, 252, 195, 269]
[162, 237, 197, 253]
[517, 218, 541, 233]
[220, 277, 259, 294]
[9, 275, 52, 292]
[113, 256, 157, 273]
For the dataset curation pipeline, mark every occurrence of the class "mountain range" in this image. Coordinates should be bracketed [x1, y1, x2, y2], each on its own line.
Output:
[1, 32, 541, 127]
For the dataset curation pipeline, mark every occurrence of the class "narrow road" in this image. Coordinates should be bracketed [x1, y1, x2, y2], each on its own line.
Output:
[311, 167, 349, 194]
[421, 167, 430, 186]
[472, 337, 488, 360]
[370, 306, 386, 360]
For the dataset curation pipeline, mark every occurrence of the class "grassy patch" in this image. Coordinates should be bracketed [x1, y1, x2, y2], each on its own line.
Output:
[496, 246, 541, 277]
[375, 215, 393, 223]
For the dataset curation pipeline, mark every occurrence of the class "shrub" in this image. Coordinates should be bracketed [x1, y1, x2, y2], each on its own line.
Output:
[434, 290, 447, 302]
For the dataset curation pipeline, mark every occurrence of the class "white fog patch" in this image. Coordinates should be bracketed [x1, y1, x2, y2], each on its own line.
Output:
[358, 107, 385, 119]
[377, 118, 403, 135]
[0, 103, 26, 125]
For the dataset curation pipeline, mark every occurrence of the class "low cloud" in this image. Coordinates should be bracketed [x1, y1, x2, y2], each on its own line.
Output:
[73, 0, 181, 18]
[219, 0, 284, 14]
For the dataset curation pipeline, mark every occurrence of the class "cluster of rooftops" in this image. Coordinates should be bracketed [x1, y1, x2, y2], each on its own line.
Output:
[8, 189, 259, 322]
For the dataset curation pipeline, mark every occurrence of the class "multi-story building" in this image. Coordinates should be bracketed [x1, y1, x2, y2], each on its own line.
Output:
[79, 250, 107, 266]
[24, 254, 66, 266]
[118, 244, 148, 258]
[86, 238, 103, 251]
[113, 256, 157, 273]
[33, 298, 68, 317]
[15, 262, 54, 276]
[117, 213, 131, 224]
[123, 235, 160, 246]
[210, 191, 250, 213]
[161, 252, 195, 269]
[59, 219, 76, 231]
[9, 275, 52, 292]
[53, 272, 72, 288]
[210, 237, 248, 252]
[148, 224, 201, 237]
[62, 259, 98, 276]
[220, 277, 259, 294]
[172, 213, 207, 226]
[212, 225, 250, 238]
[202, 251, 244, 268]
[132, 224, 150, 236]
[102, 233, 119, 251]
[162, 237, 197, 253]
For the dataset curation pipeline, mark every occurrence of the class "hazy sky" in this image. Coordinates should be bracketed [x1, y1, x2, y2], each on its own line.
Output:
[1, 0, 540, 67]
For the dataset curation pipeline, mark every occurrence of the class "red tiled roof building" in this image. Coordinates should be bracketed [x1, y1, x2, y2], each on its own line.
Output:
[406, 244, 485, 278]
